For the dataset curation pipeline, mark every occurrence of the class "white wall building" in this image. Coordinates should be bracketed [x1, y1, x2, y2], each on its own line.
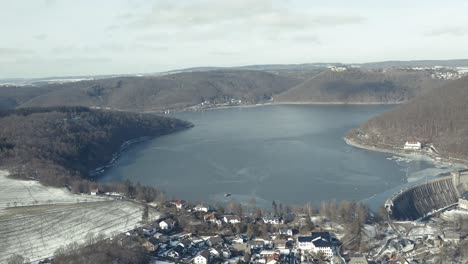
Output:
[297, 232, 335, 258]
[404, 141, 422, 150]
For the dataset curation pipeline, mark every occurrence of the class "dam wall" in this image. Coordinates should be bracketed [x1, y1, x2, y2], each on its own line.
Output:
[385, 170, 468, 220]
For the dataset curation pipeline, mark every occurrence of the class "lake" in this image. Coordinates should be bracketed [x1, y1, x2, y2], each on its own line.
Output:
[100, 104, 457, 210]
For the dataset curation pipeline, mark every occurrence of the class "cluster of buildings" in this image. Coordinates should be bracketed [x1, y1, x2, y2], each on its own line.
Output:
[123, 202, 343, 264]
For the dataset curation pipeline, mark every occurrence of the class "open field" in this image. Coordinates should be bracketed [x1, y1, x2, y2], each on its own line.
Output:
[0, 170, 162, 262]
[0, 170, 107, 211]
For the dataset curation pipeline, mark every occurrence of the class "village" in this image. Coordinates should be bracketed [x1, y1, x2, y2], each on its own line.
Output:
[83, 188, 467, 264]
[116, 199, 352, 264]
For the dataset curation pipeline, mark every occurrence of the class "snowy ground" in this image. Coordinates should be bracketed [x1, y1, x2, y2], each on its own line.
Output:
[0, 170, 161, 262]
[0, 170, 107, 211]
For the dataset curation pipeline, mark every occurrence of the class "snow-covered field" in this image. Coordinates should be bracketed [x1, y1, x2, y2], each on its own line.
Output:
[0, 170, 161, 262]
[0, 170, 107, 211]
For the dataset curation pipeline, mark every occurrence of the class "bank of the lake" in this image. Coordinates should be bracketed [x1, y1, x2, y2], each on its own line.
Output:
[99, 104, 461, 210]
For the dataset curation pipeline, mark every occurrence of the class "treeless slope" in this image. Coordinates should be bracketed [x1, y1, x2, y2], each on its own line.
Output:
[19, 70, 302, 111]
[274, 69, 444, 103]
[348, 76, 468, 160]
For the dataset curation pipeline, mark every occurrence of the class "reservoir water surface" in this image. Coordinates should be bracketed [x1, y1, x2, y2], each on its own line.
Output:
[100, 104, 456, 209]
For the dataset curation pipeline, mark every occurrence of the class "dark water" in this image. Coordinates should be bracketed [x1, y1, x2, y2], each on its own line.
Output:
[100, 104, 452, 209]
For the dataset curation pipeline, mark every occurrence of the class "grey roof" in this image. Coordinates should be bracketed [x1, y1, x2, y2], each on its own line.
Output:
[198, 250, 210, 259]
[311, 232, 332, 248]
[461, 191, 468, 200]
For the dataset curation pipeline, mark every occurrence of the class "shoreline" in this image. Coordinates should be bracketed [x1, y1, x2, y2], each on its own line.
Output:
[167, 100, 402, 114]
[344, 136, 468, 169]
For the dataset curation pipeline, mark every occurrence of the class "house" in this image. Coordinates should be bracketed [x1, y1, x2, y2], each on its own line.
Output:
[329, 66, 347, 72]
[443, 230, 460, 243]
[204, 212, 217, 223]
[142, 226, 157, 236]
[223, 215, 241, 224]
[263, 216, 282, 225]
[159, 219, 176, 230]
[142, 240, 158, 252]
[279, 228, 293, 236]
[209, 248, 221, 257]
[193, 250, 210, 264]
[221, 249, 231, 259]
[194, 205, 210, 212]
[206, 236, 224, 247]
[90, 188, 100, 196]
[459, 191, 468, 210]
[404, 141, 422, 150]
[273, 239, 288, 249]
[170, 200, 187, 209]
[296, 232, 335, 258]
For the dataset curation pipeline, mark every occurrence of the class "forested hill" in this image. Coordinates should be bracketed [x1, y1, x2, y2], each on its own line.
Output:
[0, 107, 192, 186]
[14, 70, 303, 112]
[347, 76, 468, 161]
[0, 69, 447, 112]
[274, 69, 444, 103]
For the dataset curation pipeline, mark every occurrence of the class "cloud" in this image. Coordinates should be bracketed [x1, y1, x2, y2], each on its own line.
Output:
[125, 0, 365, 31]
[0, 48, 34, 56]
[33, 33, 48, 40]
[425, 26, 468, 37]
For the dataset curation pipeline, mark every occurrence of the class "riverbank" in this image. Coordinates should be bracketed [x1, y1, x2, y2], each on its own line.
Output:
[344, 136, 468, 169]
[167, 100, 402, 114]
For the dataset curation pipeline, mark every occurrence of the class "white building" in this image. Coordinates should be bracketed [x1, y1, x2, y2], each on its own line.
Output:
[159, 219, 175, 230]
[223, 215, 241, 224]
[404, 141, 422, 150]
[193, 250, 210, 264]
[459, 191, 468, 210]
[194, 205, 210, 212]
[297, 232, 335, 258]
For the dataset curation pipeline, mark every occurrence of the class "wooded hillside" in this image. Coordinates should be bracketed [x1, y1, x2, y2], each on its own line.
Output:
[0, 107, 192, 186]
[275, 69, 444, 103]
[15, 70, 302, 112]
[0, 69, 447, 112]
[347, 76, 468, 160]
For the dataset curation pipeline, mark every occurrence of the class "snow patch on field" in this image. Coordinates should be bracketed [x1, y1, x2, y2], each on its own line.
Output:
[0, 170, 107, 211]
[0, 170, 162, 262]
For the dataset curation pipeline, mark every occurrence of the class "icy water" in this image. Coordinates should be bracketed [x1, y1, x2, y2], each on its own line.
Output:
[100, 104, 459, 209]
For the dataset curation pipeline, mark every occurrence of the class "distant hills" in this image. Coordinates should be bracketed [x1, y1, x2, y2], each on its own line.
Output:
[347, 76, 468, 161]
[0, 66, 453, 112]
[274, 69, 444, 103]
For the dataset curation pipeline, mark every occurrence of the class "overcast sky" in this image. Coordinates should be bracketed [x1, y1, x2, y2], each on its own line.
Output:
[2, 0, 468, 78]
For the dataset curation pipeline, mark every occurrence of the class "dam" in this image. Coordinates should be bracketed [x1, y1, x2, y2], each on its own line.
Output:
[385, 170, 468, 220]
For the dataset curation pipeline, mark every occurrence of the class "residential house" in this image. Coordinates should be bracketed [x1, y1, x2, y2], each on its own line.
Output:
[142, 226, 157, 236]
[142, 240, 158, 252]
[194, 205, 210, 212]
[90, 188, 100, 196]
[262, 216, 282, 225]
[193, 250, 210, 264]
[159, 219, 176, 230]
[443, 230, 460, 243]
[273, 239, 288, 249]
[170, 200, 187, 209]
[209, 248, 221, 258]
[204, 212, 217, 223]
[206, 236, 224, 247]
[278, 228, 293, 236]
[223, 215, 241, 224]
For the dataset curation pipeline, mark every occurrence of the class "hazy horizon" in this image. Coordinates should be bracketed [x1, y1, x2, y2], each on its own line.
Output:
[3, 0, 468, 78]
